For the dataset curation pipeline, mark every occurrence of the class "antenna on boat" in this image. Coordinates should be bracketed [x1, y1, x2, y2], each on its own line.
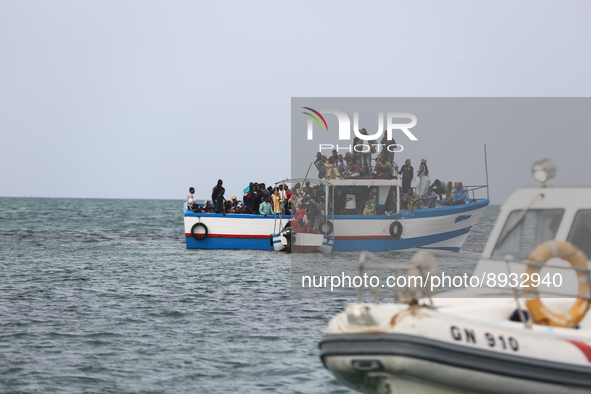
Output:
[484, 144, 490, 200]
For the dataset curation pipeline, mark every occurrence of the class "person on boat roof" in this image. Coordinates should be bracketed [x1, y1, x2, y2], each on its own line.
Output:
[359, 128, 377, 176]
[324, 156, 342, 180]
[375, 154, 393, 178]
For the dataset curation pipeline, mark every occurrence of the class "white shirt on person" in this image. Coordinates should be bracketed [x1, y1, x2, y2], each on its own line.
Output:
[345, 193, 357, 210]
[187, 193, 196, 206]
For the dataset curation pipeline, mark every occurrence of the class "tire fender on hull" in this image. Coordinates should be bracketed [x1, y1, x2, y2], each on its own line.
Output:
[191, 222, 208, 240]
[389, 221, 403, 238]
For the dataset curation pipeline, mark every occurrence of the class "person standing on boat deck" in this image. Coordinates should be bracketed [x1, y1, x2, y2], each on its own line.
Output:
[212, 179, 223, 202]
[334, 188, 346, 215]
[337, 154, 347, 177]
[215, 187, 226, 215]
[307, 197, 322, 231]
[382, 134, 397, 167]
[314, 152, 325, 179]
[384, 186, 398, 215]
[259, 197, 273, 217]
[278, 184, 287, 214]
[396, 159, 414, 193]
[380, 133, 397, 167]
[272, 189, 283, 214]
[344, 187, 358, 215]
[452, 182, 469, 205]
[211, 179, 224, 204]
[251, 190, 261, 214]
[296, 204, 307, 229]
[363, 191, 377, 215]
[359, 128, 376, 176]
[417, 159, 431, 195]
[284, 187, 292, 214]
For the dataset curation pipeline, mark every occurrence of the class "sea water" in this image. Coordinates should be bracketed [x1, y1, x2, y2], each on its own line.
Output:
[0, 197, 499, 393]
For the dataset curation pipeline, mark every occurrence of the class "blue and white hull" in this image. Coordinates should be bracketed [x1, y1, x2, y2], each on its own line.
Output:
[184, 199, 489, 252]
[330, 200, 488, 252]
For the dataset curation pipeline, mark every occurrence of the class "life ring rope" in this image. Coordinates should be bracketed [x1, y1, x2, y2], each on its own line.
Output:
[525, 240, 590, 328]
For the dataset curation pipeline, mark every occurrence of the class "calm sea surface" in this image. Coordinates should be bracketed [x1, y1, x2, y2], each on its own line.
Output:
[0, 197, 499, 393]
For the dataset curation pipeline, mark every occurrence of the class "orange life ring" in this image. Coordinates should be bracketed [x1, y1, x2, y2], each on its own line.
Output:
[525, 241, 590, 328]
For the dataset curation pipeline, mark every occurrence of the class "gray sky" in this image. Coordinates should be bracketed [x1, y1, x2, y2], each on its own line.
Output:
[1, 1, 590, 203]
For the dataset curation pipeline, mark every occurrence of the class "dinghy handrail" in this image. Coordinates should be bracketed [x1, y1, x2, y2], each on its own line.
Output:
[357, 248, 591, 325]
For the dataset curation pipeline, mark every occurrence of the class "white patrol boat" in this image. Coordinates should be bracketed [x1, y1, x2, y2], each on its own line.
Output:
[320, 160, 591, 393]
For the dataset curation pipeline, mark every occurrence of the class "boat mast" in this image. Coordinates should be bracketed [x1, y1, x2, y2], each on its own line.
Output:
[484, 144, 490, 200]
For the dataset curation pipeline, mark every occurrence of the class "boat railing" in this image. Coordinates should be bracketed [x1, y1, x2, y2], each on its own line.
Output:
[319, 162, 489, 199]
[358, 250, 591, 328]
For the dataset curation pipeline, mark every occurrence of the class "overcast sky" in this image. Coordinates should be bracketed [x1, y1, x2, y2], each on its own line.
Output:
[1, 1, 590, 203]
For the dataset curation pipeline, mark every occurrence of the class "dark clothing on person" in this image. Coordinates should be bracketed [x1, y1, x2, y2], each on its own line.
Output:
[212, 185, 223, 202]
[399, 164, 414, 193]
[431, 180, 447, 200]
[384, 186, 398, 212]
[308, 200, 320, 217]
[334, 191, 346, 215]
[215, 194, 225, 214]
[251, 192, 261, 214]
[380, 136, 396, 165]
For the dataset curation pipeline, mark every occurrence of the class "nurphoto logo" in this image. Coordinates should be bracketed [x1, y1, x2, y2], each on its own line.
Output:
[302, 107, 418, 154]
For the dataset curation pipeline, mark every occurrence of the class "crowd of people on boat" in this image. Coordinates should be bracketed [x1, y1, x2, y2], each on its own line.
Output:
[313, 130, 400, 180]
[185, 146, 474, 224]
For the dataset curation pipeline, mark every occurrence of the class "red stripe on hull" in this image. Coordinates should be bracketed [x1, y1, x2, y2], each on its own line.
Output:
[567, 340, 591, 362]
[334, 235, 394, 240]
[185, 233, 270, 239]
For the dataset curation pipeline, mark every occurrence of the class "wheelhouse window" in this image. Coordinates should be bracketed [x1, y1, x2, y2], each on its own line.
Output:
[567, 210, 591, 260]
[492, 209, 564, 260]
